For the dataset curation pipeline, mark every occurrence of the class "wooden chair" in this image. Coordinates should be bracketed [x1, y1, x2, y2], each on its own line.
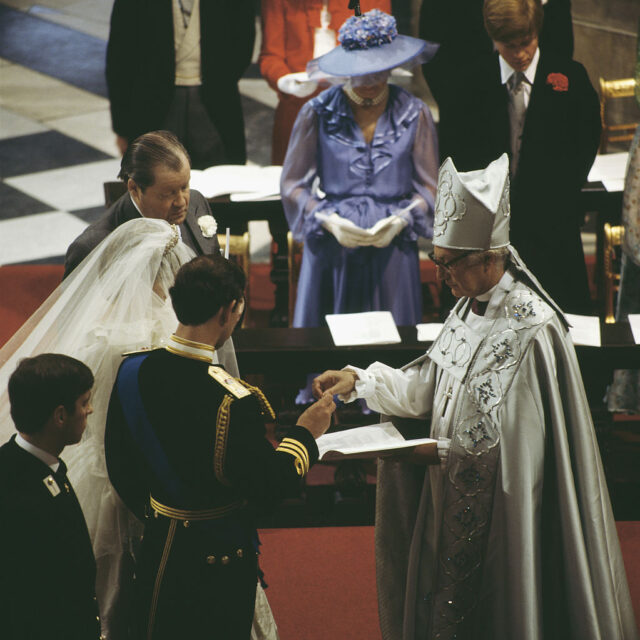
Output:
[603, 223, 625, 323]
[599, 77, 638, 153]
[287, 232, 303, 327]
[217, 231, 252, 327]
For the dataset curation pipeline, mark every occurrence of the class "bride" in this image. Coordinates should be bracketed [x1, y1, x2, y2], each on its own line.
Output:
[0, 218, 278, 640]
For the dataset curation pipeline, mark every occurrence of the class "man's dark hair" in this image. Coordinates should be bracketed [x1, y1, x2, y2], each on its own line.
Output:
[8, 354, 94, 435]
[118, 130, 191, 190]
[169, 255, 246, 325]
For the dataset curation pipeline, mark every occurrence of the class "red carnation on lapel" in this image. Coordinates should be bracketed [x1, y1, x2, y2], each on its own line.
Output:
[546, 73, 569, 92]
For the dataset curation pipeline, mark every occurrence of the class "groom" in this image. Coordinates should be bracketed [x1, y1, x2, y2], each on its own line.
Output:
[63, 130, 220, 278]
[105, 254, 335, 638]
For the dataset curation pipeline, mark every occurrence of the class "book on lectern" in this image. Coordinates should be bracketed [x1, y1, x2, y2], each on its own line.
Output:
[316, 422, 436, 461]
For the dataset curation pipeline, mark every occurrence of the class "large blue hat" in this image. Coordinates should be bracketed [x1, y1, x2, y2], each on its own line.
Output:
[308, 10, 439, 78]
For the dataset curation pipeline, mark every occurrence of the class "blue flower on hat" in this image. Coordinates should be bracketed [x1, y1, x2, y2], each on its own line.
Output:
[308, 9, 439, 78]
[338, 9, 398, 51]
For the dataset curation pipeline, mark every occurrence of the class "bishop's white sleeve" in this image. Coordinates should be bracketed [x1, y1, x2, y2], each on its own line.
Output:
[340, 359, 437, 419]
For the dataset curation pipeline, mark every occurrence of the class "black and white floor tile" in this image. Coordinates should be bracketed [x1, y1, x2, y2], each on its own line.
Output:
[0, 1, 276, 266]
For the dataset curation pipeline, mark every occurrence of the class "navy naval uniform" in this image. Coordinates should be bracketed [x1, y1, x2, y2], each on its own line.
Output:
[105, 335, 317, 639]
[0, 436, 102, 640]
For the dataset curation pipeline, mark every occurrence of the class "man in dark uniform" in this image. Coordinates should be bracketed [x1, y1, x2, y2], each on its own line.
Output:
[64, 130, 220, 279]
[105, 254, 335, 639]
[0, 354, 103, 640]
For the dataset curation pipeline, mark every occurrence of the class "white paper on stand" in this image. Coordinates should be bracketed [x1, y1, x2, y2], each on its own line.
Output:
[325, 311, 401, 346]
[417, 323, 444, 342]
[230, 192, 281, 202]
[565, 313, 601, 347]
[190, 165, 282, 200]
[587, 152, 628, 192]
[316, 422, 436, 460]
[627, 314, 640, 344]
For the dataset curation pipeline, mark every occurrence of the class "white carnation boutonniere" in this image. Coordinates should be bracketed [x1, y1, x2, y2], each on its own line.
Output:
[197, 215, 218, 238]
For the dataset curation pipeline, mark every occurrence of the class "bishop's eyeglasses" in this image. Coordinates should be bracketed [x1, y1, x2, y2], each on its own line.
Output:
[428, 250, 474, 273]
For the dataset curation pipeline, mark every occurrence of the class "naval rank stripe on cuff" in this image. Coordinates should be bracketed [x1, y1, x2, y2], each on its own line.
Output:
[276, 438, 310, 476]
[280, 437, 310, 469]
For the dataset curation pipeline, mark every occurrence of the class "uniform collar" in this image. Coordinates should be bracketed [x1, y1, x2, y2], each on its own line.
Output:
[165, 334, 216, 363]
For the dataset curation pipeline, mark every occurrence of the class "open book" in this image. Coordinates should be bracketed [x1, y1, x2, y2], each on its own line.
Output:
[189, 165, 282, 200]
[316, 422, 436, 461]
[325, 311, 401, 346]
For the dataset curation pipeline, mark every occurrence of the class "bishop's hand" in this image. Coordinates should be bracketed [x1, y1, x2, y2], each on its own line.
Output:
[312, 369, 358, 399]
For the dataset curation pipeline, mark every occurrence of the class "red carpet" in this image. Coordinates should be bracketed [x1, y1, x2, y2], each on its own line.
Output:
[0, 264, 276, 347]
[259, 527, 381, 640]
[0, 265, 64, 347]
[259, 523, 640, 639]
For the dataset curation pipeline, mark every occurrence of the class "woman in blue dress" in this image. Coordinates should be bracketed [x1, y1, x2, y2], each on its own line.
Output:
[281, 10, 440, 328]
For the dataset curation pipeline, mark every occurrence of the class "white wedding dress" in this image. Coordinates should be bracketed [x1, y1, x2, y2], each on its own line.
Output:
[0, 218, 278, 640]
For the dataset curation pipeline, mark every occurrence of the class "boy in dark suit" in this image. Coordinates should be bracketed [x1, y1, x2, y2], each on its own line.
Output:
[0, 354, 103, 640]
[436, 0, 600, 313]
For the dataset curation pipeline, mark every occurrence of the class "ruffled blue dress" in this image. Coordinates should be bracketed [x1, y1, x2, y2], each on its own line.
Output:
[281, 84, 439, 327]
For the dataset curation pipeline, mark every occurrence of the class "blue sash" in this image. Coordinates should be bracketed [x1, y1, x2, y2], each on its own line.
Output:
[116, 353, 259, 551]
[117, 353, 185, 503]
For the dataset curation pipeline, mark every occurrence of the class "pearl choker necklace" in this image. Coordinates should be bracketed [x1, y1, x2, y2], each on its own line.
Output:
[343, 84, 389, 107]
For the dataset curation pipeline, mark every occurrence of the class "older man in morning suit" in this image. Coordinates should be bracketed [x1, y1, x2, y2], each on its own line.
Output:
[64, 130, 220, 279]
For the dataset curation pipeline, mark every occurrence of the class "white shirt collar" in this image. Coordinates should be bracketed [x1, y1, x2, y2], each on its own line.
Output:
[15, 434, 60, 472]
[165, 334, 216, 363]
[499, 47, 540, 87]
[129, 193, 143, 217]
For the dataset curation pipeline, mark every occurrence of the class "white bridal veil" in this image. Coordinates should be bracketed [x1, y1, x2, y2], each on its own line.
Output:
[0, 217, 274, 638]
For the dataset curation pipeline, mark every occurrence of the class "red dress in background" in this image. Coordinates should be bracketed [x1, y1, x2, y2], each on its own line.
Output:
[259, 0, 391, 164]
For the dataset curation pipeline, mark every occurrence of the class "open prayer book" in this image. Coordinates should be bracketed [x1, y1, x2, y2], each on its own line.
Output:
[189, 165, 282, 201]
[316, 422, 436, 461]
[325, 311, 401, 346]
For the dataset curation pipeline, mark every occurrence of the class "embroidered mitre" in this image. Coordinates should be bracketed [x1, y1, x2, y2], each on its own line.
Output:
[433, 153, 510, 250]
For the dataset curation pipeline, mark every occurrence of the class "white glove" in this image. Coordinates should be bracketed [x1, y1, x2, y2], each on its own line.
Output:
[368, 215, 408, 248]
[277, 72, 319, 98]
[316, 211, 371, 248]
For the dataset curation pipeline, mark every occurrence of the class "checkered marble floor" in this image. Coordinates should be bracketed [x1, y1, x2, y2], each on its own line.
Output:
[0, 1, 276, 266]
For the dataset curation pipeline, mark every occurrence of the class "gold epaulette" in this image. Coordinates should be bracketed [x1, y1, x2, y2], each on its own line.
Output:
[210, 372, 277, 485]
[276, 437, 310, 477]
[208, 366, 251, 399]
[237, 380, 276, 421]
